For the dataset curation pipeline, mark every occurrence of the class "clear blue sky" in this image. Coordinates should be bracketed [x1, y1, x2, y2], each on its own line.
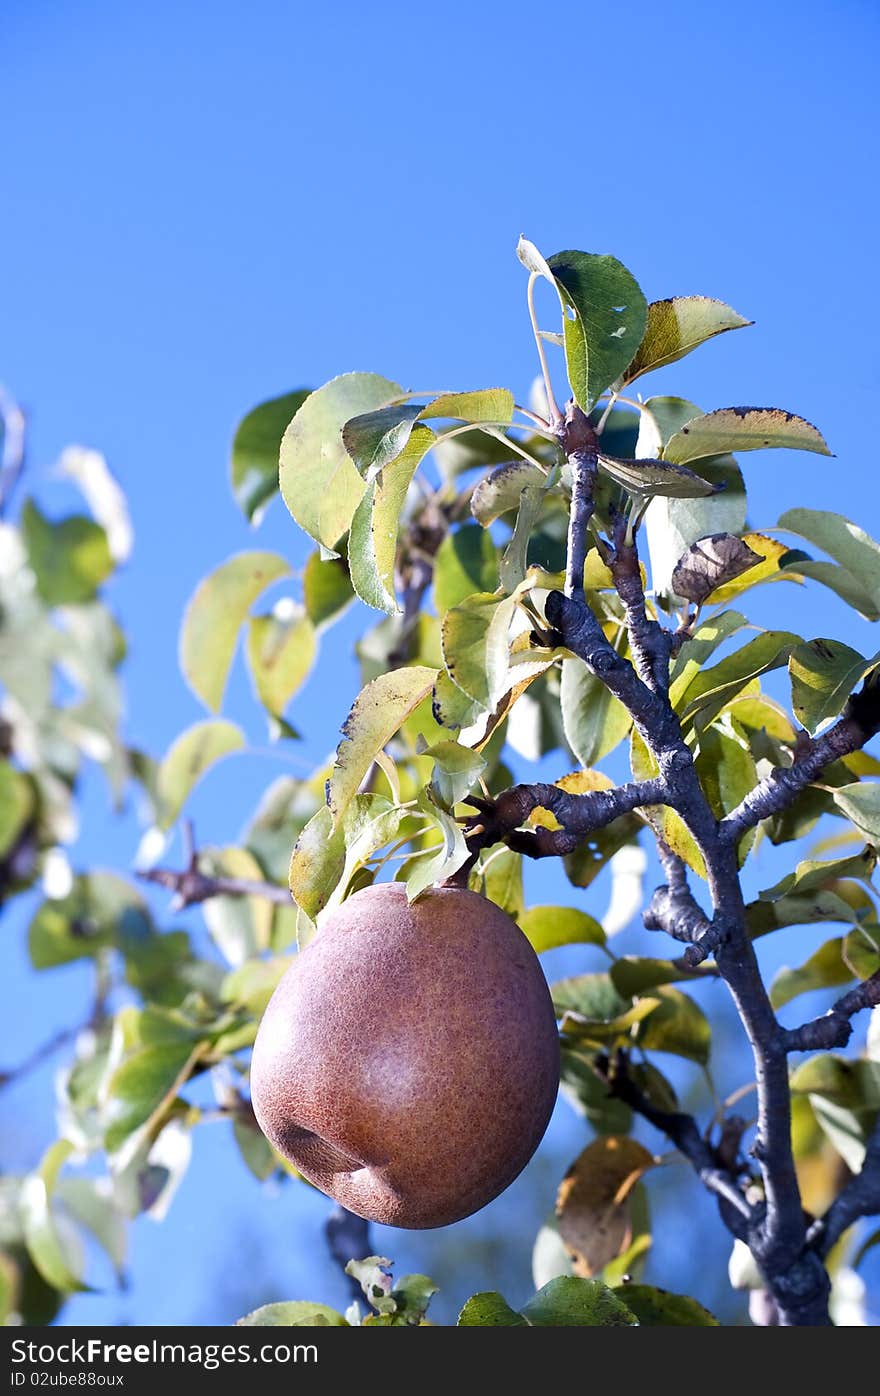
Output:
[2, 0, 879, 1325]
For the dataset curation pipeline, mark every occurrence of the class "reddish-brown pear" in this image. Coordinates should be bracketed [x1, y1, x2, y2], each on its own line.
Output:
[250, 881, 560, 1228]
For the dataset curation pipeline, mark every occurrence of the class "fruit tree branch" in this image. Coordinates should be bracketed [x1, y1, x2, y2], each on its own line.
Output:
[463, 775, 667, 860]
[782, 970, 880, 1053]
[139, 826, 292, 910]
[607, 513, 672, 695]
[813, 1115, 880, 1259]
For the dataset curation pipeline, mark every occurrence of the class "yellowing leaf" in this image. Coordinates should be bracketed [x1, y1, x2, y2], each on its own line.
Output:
[556, 1136, 656, 1277]
[180, 551, 289, 712]
[327, 666, 438, 825]
[348, 425, 434, 613]
[623, 296, 751, 383]
[156, 720, 245, 829]
[246, 605, 317, 717]
[789, 639, 877, 735]
[665, 407, 832, 465]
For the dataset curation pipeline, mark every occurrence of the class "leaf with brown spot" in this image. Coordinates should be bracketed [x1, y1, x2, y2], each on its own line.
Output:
[671, 533, 762, 606]
[556, 1136, 656, 1276]
[622, 296, 751, 384]
[597, 453, 718, 499]
[665, 407, 832, 465]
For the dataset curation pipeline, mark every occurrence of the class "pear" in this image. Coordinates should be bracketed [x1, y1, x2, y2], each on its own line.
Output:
[251, 881, 560, 1228]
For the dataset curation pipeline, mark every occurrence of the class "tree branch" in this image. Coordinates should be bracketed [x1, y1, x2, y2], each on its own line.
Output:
[559, 401, 598, 602]
[814, 1115, 880, 1258]
[595, 1050, 754, 1235]
[608, 514, 672, 695]
[642, 842, 725, 967]
[463, 776, 667, 860]
[721, 712, 874, 843]
[140, 863, 292, 909]
[782, 970, 880, 1053]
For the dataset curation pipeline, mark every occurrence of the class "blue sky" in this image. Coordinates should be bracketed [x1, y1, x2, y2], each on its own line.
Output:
[2, 0, 879, 1325]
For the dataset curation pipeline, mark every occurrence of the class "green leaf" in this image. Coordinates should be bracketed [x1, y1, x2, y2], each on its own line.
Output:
[246, 604, 317, 717]
[546, 251, 647, 409]
[198, 846, 274, 966]
[431, 668, 486, 732]
[681, 631, 800, 727]
[519, 1276, 638, 1326]
[424, 739, 486, 809]
[22, 501, 113, 606]
[302, 552, 354, 630]
[156, 719, 245, 829]
[56, 1178, 126, 1278]
[633, 985, 711, 1065]
[222, 957, 288, 1015]
[0, 761, 34, 857]
[668, 610, 748, 708]
[552, 973, 627, 1021]
[499, 480, 546, 592]
[560, 658, 632, 766]
[559, 1047, 633, 1134]
[781, 558, 880, 621]
[747, 889, 865, 940]
[289, 794, 402, 921]
[231, 390, 310, 523]
[789, 639, 877, 734]
[421, 388, 514, 424]
[21, 1142, 87, 1293]
[180, 551, 290, 712]
[770, 939, 853, 1010]
[760, 847, 877, 901]
[348, 425, 435, 613]
[519, 905, 606, 954]
[104, 1041, 200, 1155]
[472, 845, 524, 920]
[441, 593, 514, 708]
[696, 724, 758, 861]
[458, 1292, 528, 1326]
[433, 525, 500, 613]
[610, 957, 703, 998]
[598, 453, 717, 499]
[29, 873, 150, 970]
[405, 792, 470, 901]
[623, 296, 751, 384]
[279, 373, 403, 553]
[342, 403, 424, 476]
[233, 1117, 277, 1181]
[665, 407, 832, 464]
[615, 1284, 718, 1325]
[832, 784, 880, 842]
[237, 1302, 348, 1327]
[471, 460, 548, 526]
[327, 665, 438, 825]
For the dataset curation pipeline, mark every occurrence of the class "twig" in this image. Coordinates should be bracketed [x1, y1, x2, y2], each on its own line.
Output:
[462, 776, 667, 862]
[643, 842, 724, 966]
[140, 863, 292, 909]
[782, 970, 880, 1052]
[595, 1050, 753, 1234]
[558, 402, 598, 602]
[607, 513, 672, 694]
[813, 1116, 880, 1258]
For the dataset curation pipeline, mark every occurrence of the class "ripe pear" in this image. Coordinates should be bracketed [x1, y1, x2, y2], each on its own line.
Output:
[250, 881, 560, 1228]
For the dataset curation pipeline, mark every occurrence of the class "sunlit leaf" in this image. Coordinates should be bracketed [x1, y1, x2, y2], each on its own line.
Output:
[280, 373, 402, 553]
[342, 403, 424, 476]
[832, 784, 880, 842]
[546, 251, 647, 409]
[519, 1276, 638, 1326]
[246, 604, 317, 717]
[198, 846, 274, 966]
[348, 425, 434, 613]
[598, 453, 717, 499]
[326, 666, 437, 825]
[433, 526, 500, 613]
[633, 985, 711, 1065]
[789, 639, 877, 734]
[302, 552, 355, 629]
[237, 1302, 349, 1326]
[440, 593, 514, 708]
[180, 551, 290, 712]
[231, 390, 310, 523]
[421, 388, 514, 424]
[457, 1292, 527, 1326]
[770, 938, 854, 1010]
[21, 1142, 87, 1294]
[22, 501, 113, 606]
[519, 905, 605, 954]
[471, 460, 548, 526]
[623, 296, 751, 383]
[156, 720, 245, 829]
[665, 407, 832, 465]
